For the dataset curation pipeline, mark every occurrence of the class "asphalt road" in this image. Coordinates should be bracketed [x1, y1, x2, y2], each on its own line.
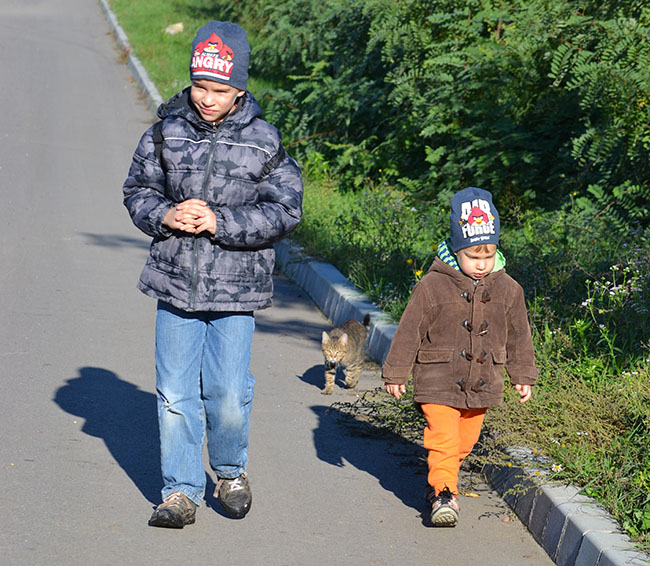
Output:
[0, 0, 553, 564]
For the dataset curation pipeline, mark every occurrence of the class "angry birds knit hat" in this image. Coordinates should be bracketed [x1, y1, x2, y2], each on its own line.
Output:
[190, 21, 250, 91]
[449, 187, 500, 252]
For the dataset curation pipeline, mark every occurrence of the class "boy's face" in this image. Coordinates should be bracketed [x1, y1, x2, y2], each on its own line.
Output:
[456, 245, 497, 280]
[190, 79, 245, 123]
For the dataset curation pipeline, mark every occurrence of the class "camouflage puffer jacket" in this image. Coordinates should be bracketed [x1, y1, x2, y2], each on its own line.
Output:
[123, 88, 303, 312]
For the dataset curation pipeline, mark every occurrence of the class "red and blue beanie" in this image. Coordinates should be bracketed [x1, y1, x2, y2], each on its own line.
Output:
[190, 21, 249, 91]
[449, 187, 500, 252]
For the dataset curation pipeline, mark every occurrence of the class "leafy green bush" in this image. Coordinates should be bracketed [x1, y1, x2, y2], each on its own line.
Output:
[109, 0, 650, 222]
[249, 0, 650, 217]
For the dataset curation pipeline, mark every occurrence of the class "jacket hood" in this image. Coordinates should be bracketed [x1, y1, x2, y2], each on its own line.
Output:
[156, 87, 262, 131]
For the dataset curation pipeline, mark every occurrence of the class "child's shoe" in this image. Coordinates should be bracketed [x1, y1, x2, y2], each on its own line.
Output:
[428, 487, 459, 527]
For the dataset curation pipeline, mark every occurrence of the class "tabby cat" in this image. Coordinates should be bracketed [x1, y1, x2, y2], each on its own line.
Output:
[320, 314, 371, 395]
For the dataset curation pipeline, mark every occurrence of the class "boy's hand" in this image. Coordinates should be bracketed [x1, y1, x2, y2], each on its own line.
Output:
[163, 199, 217, 235]
[515, 384, 532, 403]
[384, 383, 406, 400]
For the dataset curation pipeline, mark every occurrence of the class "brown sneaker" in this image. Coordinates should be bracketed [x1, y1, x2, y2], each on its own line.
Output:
[429, 487, 460, 527]
[148, 492, 197, 528]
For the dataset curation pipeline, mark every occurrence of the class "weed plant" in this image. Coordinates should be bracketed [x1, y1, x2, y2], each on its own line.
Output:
[295, 154, 449, 319]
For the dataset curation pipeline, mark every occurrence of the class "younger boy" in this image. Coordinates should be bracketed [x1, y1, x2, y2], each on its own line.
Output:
[382, 187, 537, 527]
[123, 21, 303, 527]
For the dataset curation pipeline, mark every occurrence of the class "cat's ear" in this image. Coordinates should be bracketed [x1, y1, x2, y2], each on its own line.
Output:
[322, 331, 330, 345]
[340, 333, 348, 345]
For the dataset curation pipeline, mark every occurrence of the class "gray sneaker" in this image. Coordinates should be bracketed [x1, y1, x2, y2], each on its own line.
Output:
[216, 472, 252, 518]
[148, 492, 197, 528]
[429, 487, 460, 527]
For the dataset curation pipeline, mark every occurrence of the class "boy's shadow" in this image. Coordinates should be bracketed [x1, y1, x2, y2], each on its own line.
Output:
[54, 366, 162, 504]
[311, 404, 429, 522]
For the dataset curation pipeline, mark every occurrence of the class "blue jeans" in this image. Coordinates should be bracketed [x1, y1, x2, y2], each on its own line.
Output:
[155, 301, 255, 505]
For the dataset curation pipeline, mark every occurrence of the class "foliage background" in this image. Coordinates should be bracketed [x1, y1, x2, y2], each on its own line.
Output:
[248, 0, 650, 218]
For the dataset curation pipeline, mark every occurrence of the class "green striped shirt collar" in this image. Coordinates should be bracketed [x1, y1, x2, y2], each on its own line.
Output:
[436, 238, 506, 273]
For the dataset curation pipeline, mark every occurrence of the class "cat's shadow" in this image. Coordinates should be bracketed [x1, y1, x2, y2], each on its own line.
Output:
[298, 364, 348, 392]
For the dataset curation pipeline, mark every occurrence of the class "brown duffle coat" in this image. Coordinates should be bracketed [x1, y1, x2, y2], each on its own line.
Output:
[382, 258, 538, 409]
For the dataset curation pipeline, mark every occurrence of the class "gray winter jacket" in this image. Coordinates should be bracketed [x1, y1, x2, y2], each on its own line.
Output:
[123, 88, 303, 312]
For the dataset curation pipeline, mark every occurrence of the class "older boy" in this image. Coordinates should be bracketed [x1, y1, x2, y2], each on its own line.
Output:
[382, 187, 537, 527]
[123, 21, 303, 528]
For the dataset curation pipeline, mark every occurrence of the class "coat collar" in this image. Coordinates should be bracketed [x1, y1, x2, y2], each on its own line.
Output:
[428, 256, 505, 289]
[155, 87, 263, 132]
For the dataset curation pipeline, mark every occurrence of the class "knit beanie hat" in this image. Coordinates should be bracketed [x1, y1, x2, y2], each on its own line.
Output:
[449, 187, 500, 252]
[190, 21, 249, 91]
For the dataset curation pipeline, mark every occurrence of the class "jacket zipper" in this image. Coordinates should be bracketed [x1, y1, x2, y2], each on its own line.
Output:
[189, 122, 220, 309]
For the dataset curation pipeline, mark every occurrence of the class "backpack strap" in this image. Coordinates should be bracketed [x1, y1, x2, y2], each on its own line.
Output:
[151, 120, 165, 171]
[261, 146, 286, 178]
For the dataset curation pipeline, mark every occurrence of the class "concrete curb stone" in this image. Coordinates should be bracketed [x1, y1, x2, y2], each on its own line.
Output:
[98, 0, 164, 114]
[98, 3, 650, 564]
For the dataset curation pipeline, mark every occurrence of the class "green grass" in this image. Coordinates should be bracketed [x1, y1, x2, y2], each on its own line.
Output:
[106, 0, 650, 549]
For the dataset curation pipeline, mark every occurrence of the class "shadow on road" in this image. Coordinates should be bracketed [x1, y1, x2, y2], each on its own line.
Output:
[80, 232, 151, 250]
[53, 366, 162, 504]
[311, 404, 428, 521]
[254, 316, 324, 345]
[52, 369, 428, 521]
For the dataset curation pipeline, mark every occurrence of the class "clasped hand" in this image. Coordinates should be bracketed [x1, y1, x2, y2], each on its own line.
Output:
[163, 199, 216, 235]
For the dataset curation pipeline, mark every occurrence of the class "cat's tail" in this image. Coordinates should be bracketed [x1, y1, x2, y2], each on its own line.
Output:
[362, 313, 371, 327]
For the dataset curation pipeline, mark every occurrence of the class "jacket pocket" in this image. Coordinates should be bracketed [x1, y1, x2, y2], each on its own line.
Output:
[492, 350, 507, 364]
[416, 349, 455, 363]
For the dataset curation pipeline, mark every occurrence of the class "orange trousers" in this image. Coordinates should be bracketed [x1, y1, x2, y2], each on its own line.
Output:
[422, 403, 487, 496]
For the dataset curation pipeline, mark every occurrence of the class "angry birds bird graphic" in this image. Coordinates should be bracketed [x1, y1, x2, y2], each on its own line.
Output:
[467, 206, 490, 226]
[194, 33, 234, 60]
